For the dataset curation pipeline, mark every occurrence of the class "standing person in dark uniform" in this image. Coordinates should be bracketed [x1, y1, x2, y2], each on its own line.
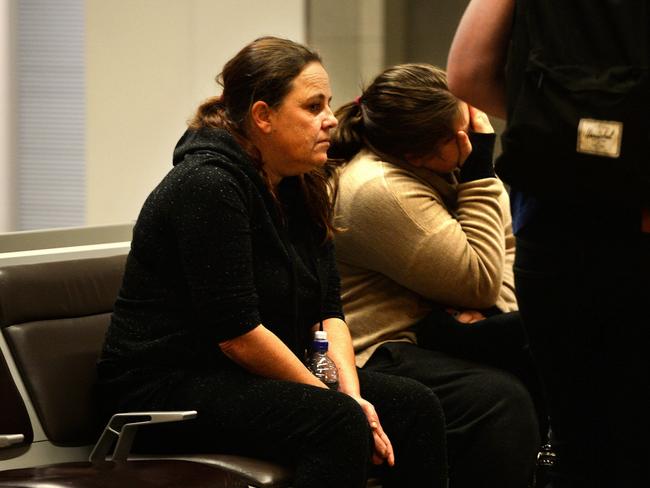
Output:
[96, 36, 450, 488]
[448, 1, 650, 487]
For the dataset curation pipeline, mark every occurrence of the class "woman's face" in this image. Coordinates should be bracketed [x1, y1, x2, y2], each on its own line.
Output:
[261, 62, 338, 184]
[408, 102, 470, 174]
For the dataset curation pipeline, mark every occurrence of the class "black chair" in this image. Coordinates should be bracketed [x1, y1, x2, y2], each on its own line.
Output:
[1, 340, 248, 487]
[0, 256, 292, 487]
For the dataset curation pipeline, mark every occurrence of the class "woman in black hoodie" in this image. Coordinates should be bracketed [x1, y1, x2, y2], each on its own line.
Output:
[97, 37, 447, 488]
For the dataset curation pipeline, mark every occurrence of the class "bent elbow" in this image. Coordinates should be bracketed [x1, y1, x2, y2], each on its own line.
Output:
[461, 268, 503, 309]
[218, 325, 261, 359]
[218, 337, 238, 356]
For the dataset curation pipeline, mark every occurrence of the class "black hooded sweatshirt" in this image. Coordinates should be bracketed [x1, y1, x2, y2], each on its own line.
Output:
[97, 127, 344, 403]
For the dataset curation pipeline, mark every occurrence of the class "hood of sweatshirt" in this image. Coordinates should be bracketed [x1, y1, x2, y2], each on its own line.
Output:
[172, 126, 250, 164]
[173, 125, 263, 179]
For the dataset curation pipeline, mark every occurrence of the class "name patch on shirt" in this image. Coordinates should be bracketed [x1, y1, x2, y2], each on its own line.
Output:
[576, 118, 623, 158]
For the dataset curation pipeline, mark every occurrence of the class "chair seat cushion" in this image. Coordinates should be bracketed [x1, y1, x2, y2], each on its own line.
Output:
[129, 453, 293, 487]
[0, 460, 247, 488]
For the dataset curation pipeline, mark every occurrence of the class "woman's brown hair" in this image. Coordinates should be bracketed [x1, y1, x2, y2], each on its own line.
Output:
[189, 36, 336, 241]
[329, 63, 461, 163]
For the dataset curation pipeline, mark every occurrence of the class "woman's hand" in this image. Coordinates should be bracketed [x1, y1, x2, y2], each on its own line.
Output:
[350, 396, 395, 467]
[468, 105, 494, 134]
[446, 308, 486, 324]
[455, 130, 473, 166]
[316, 320, 394, 466]
[447, 105, 493, 167]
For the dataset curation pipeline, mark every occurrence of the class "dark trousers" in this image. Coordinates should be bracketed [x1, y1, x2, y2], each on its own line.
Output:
[416, 308, 549, 435]
[364, 341, 541, 488]
[115, 367, 448, 488]
[514, 207, 650, 488]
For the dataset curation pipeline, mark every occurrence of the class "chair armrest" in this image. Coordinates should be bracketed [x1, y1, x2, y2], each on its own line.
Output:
[89, 410, 197, 464]
[0, 434, 25, 448]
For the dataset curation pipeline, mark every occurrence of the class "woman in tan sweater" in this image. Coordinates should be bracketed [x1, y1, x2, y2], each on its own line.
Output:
[329, 64, 541, 488]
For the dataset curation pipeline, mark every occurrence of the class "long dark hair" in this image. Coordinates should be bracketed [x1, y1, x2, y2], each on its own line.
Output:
[329, 63, 461, 163]
[190, 36, 336, 241]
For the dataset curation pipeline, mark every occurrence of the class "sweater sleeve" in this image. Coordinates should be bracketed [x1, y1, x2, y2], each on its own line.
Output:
[458, 132, 497, 182]
[320, 239, 345, 322]
[336, 160, 508, 310]
[171, 165, 261, 342]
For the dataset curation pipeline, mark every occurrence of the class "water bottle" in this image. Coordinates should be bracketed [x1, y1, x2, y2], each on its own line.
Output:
[306, 330, 339, 390]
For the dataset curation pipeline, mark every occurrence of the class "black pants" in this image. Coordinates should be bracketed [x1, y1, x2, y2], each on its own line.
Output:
[115, 367, 448, 488]
[417, 309, 549, 436]
[365, 341, 541, 488]
[515, 208, 650, 488]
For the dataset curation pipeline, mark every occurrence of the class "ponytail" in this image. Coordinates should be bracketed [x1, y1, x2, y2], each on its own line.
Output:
[329, 100, 367, 162]
[188, 96, 231, 131]
[330, 64, 460, 164]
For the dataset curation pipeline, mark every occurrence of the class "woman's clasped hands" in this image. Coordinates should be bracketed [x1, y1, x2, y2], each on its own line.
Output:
[351, 395, 395, 466]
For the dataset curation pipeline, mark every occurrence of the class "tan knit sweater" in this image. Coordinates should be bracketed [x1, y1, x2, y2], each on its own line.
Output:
[334, 149, 518, 367]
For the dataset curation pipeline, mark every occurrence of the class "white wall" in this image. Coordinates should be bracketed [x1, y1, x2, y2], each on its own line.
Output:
[85, 0, 305, 226]
[309, 0, 386, 110]
[308, 0, 470, 111]
[0, 0, 12, 232]
[5, 0, 474, 233]
[405, 0, 468, 68]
